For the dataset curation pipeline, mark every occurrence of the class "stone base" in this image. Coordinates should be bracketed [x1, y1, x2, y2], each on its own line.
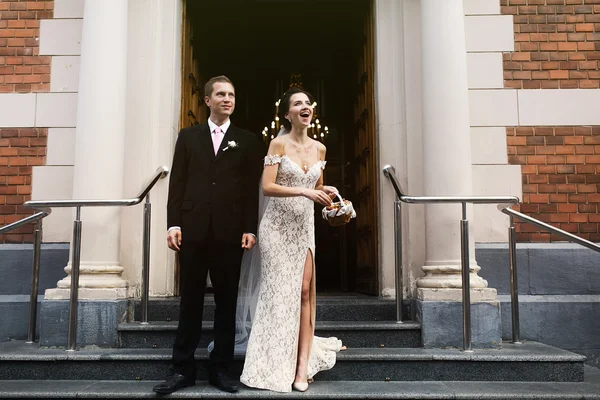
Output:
[417, 287, 497, 302]
[0, 244, 69, 297]
[39, 299, 132, 347]
[45, 287, 129, 300]
[0, 296, 41, 342]
[477, 243, 600, 296]
[498, 294, 600, 367]
[0, 244, 69, 342]
[415, 299, 502, 349]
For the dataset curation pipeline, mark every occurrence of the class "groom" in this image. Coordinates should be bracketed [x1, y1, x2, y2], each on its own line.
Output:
[153, 76, 263, 394]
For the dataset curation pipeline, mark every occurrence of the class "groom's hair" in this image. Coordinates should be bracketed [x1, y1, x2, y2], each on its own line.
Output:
[278, 86, 314, 131]
[204, 75, 234, 97]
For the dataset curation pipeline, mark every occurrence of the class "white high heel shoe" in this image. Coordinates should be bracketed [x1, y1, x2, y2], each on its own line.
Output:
[292, 381, 309, 392]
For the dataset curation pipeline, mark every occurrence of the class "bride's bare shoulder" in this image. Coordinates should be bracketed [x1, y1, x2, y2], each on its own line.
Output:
[270, 136, 285, 146]
[267, 137, 285, 154]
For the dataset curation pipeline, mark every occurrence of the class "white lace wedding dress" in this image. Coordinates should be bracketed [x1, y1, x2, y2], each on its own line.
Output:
[239, 154, 343, 393]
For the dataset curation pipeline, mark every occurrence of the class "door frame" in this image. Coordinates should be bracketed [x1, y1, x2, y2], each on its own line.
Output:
[172, 0, 417, 297]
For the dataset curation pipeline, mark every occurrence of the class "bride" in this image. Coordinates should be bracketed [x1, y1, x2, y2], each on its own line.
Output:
[238, 87, 344, 392]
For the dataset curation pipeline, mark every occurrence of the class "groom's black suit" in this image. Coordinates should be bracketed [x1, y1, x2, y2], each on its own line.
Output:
[167, 122, 263, 378]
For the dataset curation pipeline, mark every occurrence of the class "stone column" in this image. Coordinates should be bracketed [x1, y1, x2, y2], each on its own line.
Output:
[416, 0, 500, 348]
[45, 0, 129, 300]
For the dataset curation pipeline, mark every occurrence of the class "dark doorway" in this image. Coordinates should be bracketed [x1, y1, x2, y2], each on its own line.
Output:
[183, 0, 378, 294]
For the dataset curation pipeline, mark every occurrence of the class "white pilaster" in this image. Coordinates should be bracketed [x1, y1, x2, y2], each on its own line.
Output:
[46, 1, 129, 300]
[374, 0, 412, 299]
[417, 0, 494, 300]
[120, 0, 182, 297]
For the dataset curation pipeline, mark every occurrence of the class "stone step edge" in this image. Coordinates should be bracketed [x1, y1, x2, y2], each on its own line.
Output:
[1, 378, 599, 399]
[135, 296, 396, 303]
[118, 320, 421, 331]
[1, 341, 586, 363]
[133, 299, 404, 309]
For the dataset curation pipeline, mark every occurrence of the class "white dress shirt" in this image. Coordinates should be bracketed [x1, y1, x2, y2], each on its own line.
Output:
[208, 118, 231, 141]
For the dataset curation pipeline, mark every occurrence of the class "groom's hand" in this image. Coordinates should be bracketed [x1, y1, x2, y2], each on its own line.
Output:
[167, 229, 182, 251]
[241, 233, 256, 250]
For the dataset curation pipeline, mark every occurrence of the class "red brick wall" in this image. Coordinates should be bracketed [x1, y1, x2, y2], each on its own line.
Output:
[506, 126, 600, 241]
[0, 0, 52, 243]
[502, 0, 600, 90]
[502, 1, 600, 242]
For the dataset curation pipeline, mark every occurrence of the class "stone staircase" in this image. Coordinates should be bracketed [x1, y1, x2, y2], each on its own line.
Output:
[1, 295, 599, 399]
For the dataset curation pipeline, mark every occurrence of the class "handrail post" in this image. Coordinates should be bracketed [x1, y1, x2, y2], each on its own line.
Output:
[67, 207, 82, 351]
[460, 203, 473, 352]
[508, 216, 521, 344]
[26, 220, 43, 343]
[141, 194, 151, 324]
[394, 199, 403, 323]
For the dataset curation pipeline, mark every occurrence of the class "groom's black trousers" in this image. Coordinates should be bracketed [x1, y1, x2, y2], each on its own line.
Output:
[172, 227, 243, 378]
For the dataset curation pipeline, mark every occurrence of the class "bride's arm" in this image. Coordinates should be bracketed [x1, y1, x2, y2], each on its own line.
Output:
[262, 139, 331, 205]
[262, 138, 304, 197]
[314, 143, 338, 196]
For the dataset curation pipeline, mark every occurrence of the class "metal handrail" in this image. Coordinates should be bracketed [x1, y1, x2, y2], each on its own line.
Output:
[23, 166, 169, 351]
[24, 166, 169, 209]
[383, 165, 519, 205]
[383, 165, 519, 351]
[501, 207, 600, 252]
[0, 210, 50, 234]
[0, 211, 50, 344]
[383, 164, 600, 351]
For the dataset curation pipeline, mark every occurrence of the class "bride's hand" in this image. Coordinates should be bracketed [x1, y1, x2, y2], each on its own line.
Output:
[304, 189, 332, 206]
[323, 185, 339, 199]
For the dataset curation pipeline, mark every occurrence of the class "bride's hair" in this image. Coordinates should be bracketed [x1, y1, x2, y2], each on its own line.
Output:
[278, 86, 314, 131]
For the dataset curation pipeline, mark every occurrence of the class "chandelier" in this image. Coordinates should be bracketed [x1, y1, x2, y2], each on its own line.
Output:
[262, 74, 330, 144]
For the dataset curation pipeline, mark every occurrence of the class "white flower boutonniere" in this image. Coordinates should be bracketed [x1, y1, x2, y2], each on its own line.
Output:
[222, 140, 238, 152]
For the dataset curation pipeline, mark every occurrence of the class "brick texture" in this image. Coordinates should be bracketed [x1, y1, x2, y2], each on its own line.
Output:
[0, 128, 47, 243]
[0, 1, 52, 243]
[0, 1, 53, 93]
[507, 126, 600, 242]
[502, 1, 600, 242]
[501, 0, 600, 90]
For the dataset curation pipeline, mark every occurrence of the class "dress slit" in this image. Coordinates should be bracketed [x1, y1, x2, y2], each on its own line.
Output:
[303, 248, 317, 332]
[297, 248, 317, 373]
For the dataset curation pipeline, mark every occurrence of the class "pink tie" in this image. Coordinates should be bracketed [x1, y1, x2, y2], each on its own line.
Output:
[212, 127, 223, 155]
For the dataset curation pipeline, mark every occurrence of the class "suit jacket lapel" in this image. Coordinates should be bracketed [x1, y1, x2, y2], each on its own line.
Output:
[197, 122, 216, 160]
[214, 125, 237, 163]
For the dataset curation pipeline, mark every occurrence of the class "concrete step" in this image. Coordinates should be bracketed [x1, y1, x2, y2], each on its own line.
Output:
[1, 368, 599, 400]
[117, 320, 422, 349]
[134, 295, 410, 322]
[0, 340, 585, 383]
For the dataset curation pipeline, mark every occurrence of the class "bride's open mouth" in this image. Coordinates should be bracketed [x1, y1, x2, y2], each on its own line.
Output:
[299, 110, 311, 122]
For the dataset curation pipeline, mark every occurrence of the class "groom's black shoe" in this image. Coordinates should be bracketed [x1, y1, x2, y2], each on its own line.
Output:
[152, 373, 195, 394]
[208, 370, 239, 393]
